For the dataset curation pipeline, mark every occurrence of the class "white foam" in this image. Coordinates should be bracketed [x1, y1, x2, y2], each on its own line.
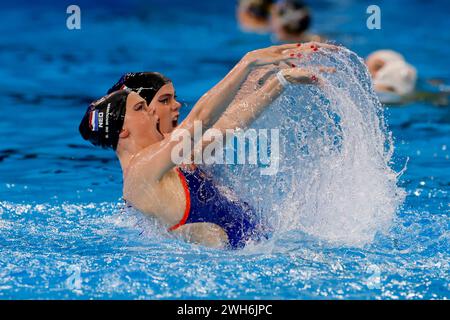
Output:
[211, 46, 405, 247]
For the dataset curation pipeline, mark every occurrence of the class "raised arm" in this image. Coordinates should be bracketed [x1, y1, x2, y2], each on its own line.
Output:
[131, 44, 301, 181]
[212, 66, 334, 132]
[183, 43, 302, 129]
[213, 42, 338, 131]
[178, 41, 336, 132]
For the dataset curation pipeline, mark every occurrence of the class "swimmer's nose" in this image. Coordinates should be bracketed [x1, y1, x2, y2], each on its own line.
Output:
[172, 100, 181, 111]
[147, 104, 156, 115]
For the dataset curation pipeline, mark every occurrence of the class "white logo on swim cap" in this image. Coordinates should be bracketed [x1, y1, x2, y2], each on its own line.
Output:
[98, 112, 104, 129]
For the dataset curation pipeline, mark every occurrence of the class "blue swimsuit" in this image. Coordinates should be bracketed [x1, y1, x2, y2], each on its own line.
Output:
[169, 167, 267, 249]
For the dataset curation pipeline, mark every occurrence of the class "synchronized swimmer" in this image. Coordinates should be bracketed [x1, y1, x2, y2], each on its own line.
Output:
[79, 42, 337, 249]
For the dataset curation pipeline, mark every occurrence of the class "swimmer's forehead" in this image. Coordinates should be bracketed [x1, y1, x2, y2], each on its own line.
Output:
[126, 92, 146, 107]
[152, 83, 176, 102]
[155, 83, 175, 96]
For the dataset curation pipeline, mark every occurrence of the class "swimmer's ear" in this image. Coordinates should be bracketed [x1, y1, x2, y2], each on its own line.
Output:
[119, 129, 130, 139]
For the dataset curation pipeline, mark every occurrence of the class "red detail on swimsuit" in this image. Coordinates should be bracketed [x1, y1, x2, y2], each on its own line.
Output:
[168, 168, 191, 231]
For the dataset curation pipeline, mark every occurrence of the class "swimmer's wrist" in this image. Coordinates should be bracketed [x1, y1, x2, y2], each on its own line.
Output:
[276, 71, 290, 88]
[241, 53, 263, 70]
[241, 58, 256, 70]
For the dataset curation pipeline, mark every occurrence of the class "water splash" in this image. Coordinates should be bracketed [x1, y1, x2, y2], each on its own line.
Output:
[212, 46, 406, 247]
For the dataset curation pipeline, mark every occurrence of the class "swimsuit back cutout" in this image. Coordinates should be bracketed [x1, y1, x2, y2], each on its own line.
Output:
[170, 166, 267, 249]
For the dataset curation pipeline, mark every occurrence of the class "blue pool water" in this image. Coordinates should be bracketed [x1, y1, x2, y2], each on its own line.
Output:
[0, 0, 449, 299]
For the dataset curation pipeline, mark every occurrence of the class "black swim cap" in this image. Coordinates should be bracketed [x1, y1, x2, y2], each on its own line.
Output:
[79, 89, 130, 150]
[277, 0, 311, 34]
[240, 0, 274, 20]
[107, 72, 171, 105]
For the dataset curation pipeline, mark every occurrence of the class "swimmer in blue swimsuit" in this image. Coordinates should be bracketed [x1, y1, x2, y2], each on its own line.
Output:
[79, 43, 337, 248]
[171, 166, 268, 249]
[106, 73, 269, 248]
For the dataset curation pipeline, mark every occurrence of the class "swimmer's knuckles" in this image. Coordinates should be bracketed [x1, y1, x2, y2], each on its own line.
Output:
[245, 44, 300, 67]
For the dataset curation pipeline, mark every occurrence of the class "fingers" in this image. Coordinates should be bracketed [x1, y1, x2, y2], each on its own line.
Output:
[282, 69, 312, 84]
[281, 68, 323, 85]
[271, 43, 302, 53]
[318, 66, 336, 73]
[257, 68, 278, 86]
[249, 43, 297, 57]
[284, 74, 316, 85]
[281, 42, 339, 55]
[281, 68, 309, 76]
[252, 43, 340, 74]
[314, 42, 339, 51]
[255, 55, 297, 67]
[281, 46, 317, 56]
[282, 64, 335, 78]
[258, 42, 339, 58]
[278, 61, 292, 69]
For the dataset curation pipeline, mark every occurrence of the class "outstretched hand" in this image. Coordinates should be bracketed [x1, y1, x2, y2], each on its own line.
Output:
[243, 43, 300, 67]
[242, 42, 340, 69]
[281, 42, 340, 56]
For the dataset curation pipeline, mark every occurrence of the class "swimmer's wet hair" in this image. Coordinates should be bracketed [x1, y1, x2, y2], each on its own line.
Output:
[79, 89, 130, 150]
[108, 72, 171, 105]
[239, 0, 275, 20]
[276, 0, 311, 34]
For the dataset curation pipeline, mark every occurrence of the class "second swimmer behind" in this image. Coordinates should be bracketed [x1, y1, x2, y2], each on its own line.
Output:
[79, 43, 336, 249]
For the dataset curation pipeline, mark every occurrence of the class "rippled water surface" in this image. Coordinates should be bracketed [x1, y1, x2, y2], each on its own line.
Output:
[0, 0, 449, 299]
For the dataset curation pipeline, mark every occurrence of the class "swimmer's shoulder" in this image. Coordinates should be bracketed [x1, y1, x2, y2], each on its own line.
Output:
[122, 137, 174, 184]
[123, 142, 174, 183]
[123, 162, 180, 198]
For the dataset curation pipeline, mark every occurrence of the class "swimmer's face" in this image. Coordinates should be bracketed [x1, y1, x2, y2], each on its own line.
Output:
[237, 1, 272, 32]
[148, 83, 182, 134]
[366, 57, 386, 78]
[270, 4, 284, 36]
[270, 3, 310, 41]
[121, 92, 163, 148]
